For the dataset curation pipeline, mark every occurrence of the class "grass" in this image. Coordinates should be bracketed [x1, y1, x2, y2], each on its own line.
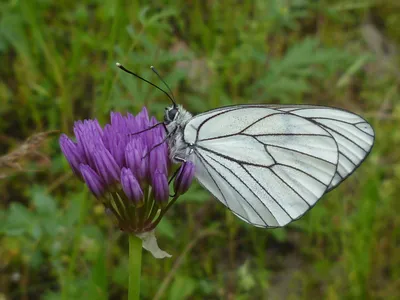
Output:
[1, 0, 399, 299]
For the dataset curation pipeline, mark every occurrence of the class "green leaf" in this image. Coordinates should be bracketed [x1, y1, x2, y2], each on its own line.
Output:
[64, 194, 86, 227]
[1, 203, 34, 236]
[337, 54, 372, 87]
[30, 186, 57, 215]
[250, 37, 354, 101]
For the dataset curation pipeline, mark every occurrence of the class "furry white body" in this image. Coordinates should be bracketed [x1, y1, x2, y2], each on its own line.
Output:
[165, 105, 193, 163]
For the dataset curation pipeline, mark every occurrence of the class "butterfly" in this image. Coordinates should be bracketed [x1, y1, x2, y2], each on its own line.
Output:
[117, 63, 375, 228]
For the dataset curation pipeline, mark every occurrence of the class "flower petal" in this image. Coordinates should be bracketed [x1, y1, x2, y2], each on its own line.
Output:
[152, 170, 169, 203]
[73, 119, 104, 169]
[80, 164, 105, 198]
[121, 168, 143, 203]
[93, 148, 121, 185]
[59, 134, 85, 177]
[125, 139, 148, 182]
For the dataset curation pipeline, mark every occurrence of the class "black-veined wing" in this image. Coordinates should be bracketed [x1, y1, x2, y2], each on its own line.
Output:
[267, 105, 375, 191]
[183, 106, 339, 227]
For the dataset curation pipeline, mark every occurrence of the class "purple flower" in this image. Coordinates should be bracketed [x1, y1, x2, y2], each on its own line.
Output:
[150, 147, 168, 177]
[125, 139, 148, 183]
[59, 109, 194, 233]
[93, 148, 120, 186]
[152, 170, 169, 203]
[59, 134, 85, 177]
[73, 119, 104, 168]
[80, 164, 105, 198]
[121, 168, 143, 204]
[174, 161, 195, 196]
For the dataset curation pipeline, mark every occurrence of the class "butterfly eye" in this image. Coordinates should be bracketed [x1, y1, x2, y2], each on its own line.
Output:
[164, 107, 179, 123]
[168, 108, 178, 120]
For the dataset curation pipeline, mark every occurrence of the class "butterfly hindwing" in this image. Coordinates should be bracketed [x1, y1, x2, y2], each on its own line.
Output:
[269, 105, 375, 191]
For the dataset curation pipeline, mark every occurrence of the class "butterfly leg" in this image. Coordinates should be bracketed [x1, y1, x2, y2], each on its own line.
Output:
[168, 156, 187, 197]
[142, 128, 176, 159]
[128, 122, 163, 136]
[173, 156, 186, 163]
[168, 164, 182, 197]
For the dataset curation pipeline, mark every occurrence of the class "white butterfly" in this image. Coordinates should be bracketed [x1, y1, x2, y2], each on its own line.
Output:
[117, 63, 375, 228]
[164, 104, 374, 228]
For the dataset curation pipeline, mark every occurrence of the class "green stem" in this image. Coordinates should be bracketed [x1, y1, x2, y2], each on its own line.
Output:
[128, 234, 142, 300]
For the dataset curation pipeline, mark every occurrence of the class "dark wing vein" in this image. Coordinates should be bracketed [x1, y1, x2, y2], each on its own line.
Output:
[196, 112, 281, 142]
[310, 116, 363, 125]
[255, 138, 336, 165]
[339, 151, 357, 166]
[199, 132, 329, 142]
[196, 145, 272, 168]
[196, 143, 329, 186]
[193, 150, 230, 209]
[206, 155, 280, 226]
[269, 167, 311, 208]
[194, 107, 243, 142]
[318, 124, 367, 153]
[196, 150, 250, 219]
[196, 149, 270, 226]
[238, 112, 282, 133]
[200, 141, 330, 221]
[237, 162, 293, 221]
[273, 162, 328, 186]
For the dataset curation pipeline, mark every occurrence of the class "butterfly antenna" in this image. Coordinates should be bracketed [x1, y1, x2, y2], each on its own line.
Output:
[151, 66, 177, 108]
[116, 62, 176, 106]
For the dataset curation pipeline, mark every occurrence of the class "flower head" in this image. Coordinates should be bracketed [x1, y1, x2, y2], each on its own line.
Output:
[60, 108, 194, 233]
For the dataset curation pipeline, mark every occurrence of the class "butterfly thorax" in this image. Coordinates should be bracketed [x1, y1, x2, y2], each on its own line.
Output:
[164, 105, 193, 163]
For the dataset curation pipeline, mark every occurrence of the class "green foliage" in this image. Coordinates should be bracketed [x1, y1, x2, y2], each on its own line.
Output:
[1, 0, 399, 299]
[251, 37, 355, 102]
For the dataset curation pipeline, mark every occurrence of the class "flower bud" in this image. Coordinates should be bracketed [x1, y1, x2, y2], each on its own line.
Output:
[152, 170, 169, 203]
[121, 168, 144, 204]
[80, 164, 105, 198]
[73, 119, 103, 168]
[149, 148, 168, 176]
[59, 134, 84, 177]
[93, 148, 121, 185]
[125, 140, 148, 182]
[136, 107, 150, 130]
[174, 161, 195, 196]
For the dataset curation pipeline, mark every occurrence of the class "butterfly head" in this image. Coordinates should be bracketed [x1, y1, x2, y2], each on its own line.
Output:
[164, 105, 179, 124]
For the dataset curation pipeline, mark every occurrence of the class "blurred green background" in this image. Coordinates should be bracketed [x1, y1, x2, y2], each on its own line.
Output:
[0, 0, 399, 299]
